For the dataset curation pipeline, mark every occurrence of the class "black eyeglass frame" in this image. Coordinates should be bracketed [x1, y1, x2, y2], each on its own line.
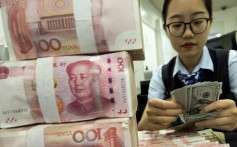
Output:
[166, 18, 210, 37]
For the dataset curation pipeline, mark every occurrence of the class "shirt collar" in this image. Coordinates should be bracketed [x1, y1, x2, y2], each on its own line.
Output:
[173, 46, 214, 77]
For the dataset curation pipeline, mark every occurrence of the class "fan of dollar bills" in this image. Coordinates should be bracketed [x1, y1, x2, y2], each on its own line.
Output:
[171, 81, 222, 126]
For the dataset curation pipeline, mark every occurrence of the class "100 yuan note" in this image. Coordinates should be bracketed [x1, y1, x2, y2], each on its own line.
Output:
[138, 130, 212, 147]
[1, 0, 142, 60]
[0, 60, 45, 128]
[0, 117, 138, 147]
[0, 52, 137, 128]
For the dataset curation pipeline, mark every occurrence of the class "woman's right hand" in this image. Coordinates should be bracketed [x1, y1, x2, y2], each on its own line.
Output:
[138, 98, 183, 131]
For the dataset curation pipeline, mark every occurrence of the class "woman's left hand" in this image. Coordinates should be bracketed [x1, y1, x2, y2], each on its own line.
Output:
[195, 99, 237, 131]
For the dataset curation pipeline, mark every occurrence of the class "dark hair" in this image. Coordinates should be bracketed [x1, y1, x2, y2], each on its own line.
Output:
[162, 0, 212, 28]
[66, 60, 101, 75]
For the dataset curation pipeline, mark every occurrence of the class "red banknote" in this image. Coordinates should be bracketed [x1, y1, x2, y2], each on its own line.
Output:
[1, 0, 143, 61]
[0, 52, 137, 128]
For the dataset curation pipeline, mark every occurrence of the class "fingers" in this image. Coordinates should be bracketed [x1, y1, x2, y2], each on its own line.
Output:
[147, 106, 183, 116]
[217, 107, 237, 117]
[148, 98, 182, 110]
[197, 100, 237, 131]
[201, 99, 236, 113]
[147, 99, 183, 117]
[144, 99, 183, 130]
[146, 116, 178, 130]
[147, 122, 168, 131]
[195, 117, 237, 131]
[148, 115, 178, 125]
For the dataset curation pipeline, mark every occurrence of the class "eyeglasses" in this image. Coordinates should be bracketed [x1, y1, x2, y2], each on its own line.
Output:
[166, 18, 210, 37]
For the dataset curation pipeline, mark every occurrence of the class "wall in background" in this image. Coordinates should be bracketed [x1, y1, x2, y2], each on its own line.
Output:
[135, 2, 237, 95]
[140, 0, 176, 67]
[134, 0, 177, 94]
[210, 6, 237, 40]
[133, 0, 160, 94]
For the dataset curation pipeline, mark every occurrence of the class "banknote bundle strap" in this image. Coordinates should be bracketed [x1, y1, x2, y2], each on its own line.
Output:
[73, 0, 98, 54]
[36, 57, 61, 123]
[27, 125, 51, 147]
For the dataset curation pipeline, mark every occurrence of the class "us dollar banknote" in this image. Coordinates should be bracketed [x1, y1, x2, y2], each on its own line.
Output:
[171, 82, 222, 124]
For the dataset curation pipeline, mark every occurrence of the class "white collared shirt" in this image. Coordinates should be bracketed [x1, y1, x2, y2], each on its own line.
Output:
[148, 46, 237, 100]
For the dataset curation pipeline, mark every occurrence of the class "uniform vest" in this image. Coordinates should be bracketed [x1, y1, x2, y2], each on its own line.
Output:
[161, 49, 237, 146]
[162, 48, 237, 105]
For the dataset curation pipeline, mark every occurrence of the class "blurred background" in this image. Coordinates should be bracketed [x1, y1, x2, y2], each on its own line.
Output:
[134, 0, 237, 95]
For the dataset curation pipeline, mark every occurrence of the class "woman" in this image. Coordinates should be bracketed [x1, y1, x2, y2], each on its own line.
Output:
[138, 0, 237, 135]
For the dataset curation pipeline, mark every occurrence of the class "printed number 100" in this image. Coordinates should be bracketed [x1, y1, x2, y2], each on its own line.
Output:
[117, 57, 124, 72]
[33, 38, 61, 51]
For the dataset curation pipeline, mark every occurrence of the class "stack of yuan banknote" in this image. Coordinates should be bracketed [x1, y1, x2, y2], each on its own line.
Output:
[0, 52, 137, 129]
[0, 0, 144, 61]
[0, 0, 142, 146]
[0, 45, 8, 60]
[138, 130, 230, 147]
[0, 117, 138, 147]
[0, 7, 8, 60]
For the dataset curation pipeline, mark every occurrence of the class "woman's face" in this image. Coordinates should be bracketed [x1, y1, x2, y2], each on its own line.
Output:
[165, 0, 211, 60]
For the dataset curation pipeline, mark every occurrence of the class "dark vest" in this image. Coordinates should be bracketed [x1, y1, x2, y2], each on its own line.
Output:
[162, 48, 237, 105]
[161, 49, 237, 146]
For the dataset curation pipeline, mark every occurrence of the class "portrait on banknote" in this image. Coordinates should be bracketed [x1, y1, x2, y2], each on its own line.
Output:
[65, 60, 113, 116]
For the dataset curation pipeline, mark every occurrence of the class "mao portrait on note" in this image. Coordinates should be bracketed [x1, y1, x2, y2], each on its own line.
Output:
[64, 60, 114, 117]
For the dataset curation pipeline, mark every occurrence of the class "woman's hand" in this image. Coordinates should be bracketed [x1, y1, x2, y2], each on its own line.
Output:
[195, 99, 237, 131]
[139, 98, 183, 131]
